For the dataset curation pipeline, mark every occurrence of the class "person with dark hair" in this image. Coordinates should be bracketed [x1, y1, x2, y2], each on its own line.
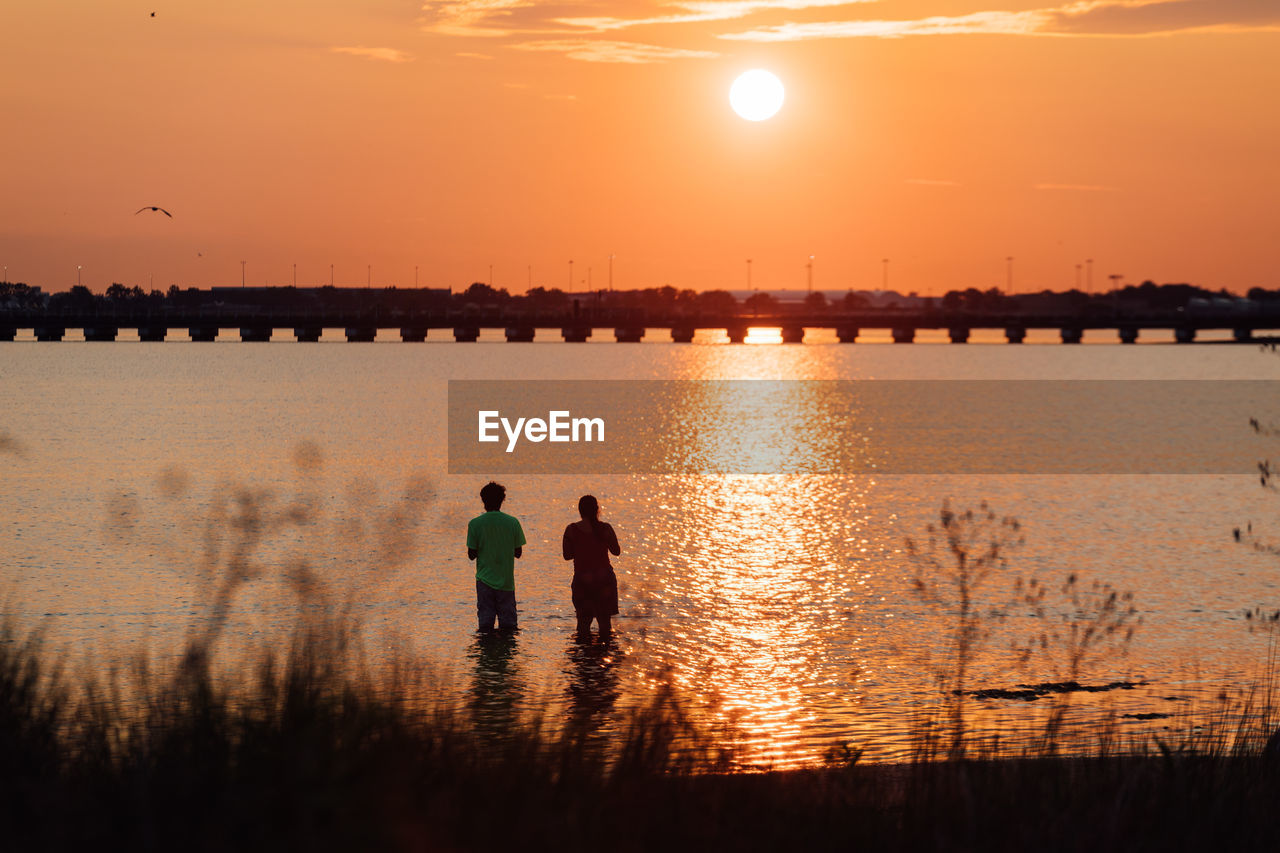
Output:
[467, 481, 526, 632]
[562, 494, 621, 639]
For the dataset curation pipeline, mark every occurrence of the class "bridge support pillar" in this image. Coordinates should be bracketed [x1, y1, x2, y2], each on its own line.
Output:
[138, 326, 167, 342]
[1060, 327, 1083, 344]
[346, 327, 377, 342]
[189, 327, 218, 342]
[84, 326, 117, 342]
[0, 327, 16, 341]
[399, 327, 427, 342]
[1005, 326, 1026, 344]
[504, 326, 535, 342]
[726, 324, 747, 343]
[1118, 326, 1139, 344]
[295, 327, 323, 342]
[35, 326, 65, 342]
[836, 326, 859, 343]
[614, 327, 645, 343]
[240, 327, 272, 342]
[948, 327, 970, 344]
[452, 327, 479, 342]
[1234, 327, 1254, 343]
[1174, 327, 1196, 344]
[562, 325, 591, 343]
[670, 326, 695, 343]
[891, 327, 915, 344]
[781, 325, 805, 343]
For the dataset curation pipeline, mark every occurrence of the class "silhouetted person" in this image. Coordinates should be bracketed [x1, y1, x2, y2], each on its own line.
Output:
[467, 481, 525, 632]
[562, 494, 620, 639]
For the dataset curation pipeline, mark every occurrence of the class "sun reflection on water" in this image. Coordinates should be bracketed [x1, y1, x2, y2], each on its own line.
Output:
[629, 474, 879, 767]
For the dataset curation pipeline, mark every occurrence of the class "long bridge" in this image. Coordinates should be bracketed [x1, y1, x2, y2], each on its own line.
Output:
[1, 304, 1275, 343]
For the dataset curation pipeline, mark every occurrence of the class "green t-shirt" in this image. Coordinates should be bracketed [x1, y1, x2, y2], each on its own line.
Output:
[466, 510, 526, 592]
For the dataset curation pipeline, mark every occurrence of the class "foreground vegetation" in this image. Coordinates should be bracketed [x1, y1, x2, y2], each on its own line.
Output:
[3, 615, 1280, 853]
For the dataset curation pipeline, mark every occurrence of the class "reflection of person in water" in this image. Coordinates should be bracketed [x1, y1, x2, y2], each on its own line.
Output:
[468, 631, 524, 742]
[562, 494, 621, 639]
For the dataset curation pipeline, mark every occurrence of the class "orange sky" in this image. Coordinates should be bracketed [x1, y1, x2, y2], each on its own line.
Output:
[2, 0, 1277, 296]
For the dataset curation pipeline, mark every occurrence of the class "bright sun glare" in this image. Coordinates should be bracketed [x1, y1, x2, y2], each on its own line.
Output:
[730, 70, 784, 122]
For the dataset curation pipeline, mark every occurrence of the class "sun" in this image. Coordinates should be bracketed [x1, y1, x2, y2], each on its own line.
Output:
[730, 70, 785, 121]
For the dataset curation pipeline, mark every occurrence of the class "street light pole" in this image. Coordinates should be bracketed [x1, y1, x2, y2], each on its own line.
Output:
[569, 260, 574, 292]
[807, 255, 814, 293]
[330, 264, 334, 287]
[882, 258, 889, 291]
[77, 265, 82, 288]
[240, 260, 246, 288]
[1006, 256, 1014, 293]
[1086, 258, 1093, 292]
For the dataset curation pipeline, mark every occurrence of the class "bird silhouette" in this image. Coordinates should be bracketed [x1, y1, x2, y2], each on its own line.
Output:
[135, 206, 172, 217]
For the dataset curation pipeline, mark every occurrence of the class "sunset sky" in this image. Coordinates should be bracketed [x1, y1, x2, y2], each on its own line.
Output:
[2, 0, 1277, 296]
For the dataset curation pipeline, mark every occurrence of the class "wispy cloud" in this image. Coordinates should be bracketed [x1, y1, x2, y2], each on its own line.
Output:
[557, 0, 877, 33]
[331, 45, 415, 62]
[1034, 182, 1119, 191]
[721, 0, 1280, 42]
[1046, 0, 1280, 36]
[906, 178, 962, 187]
[456, 51, 495, 59]
[513, 39, 719, 63]
[420, 0, 533, 37]
[419, 0, 1279, 64]
[722, 10, 1049, 41]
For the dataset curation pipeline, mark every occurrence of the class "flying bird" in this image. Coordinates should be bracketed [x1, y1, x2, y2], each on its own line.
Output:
[135, 206, 172, 217]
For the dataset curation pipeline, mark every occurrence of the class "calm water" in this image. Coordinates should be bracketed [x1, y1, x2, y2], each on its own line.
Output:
[4, 332, 1280, 764]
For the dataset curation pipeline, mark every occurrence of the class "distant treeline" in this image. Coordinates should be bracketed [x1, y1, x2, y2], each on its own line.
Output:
[0, 279, 1266, 315]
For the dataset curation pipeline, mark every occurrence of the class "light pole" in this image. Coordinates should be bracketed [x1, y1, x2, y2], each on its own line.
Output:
[807, 255, 814, 294]
[1109, 273, 1123, 293]
[330, 264, 334, 287]
[1075, 263, 1082, 291]
[609, 254, 614, 291]
[568, 260, 574, 292]
[747, 258, 753, 291]
[1006, 256, 1014, 294]
[292, 263, 296, 287]
[77, 265, 82, 288]
[1086, 258, 1093, 292]
[489, 264, 493, 287]
[415, 265, 419, 287]
[240, 260, 246, 288]
[882, 258, 889, 291]
[367, 264, 371, 288]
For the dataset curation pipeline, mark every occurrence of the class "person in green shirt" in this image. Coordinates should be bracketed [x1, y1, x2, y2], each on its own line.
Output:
[466, 481, 526, 632]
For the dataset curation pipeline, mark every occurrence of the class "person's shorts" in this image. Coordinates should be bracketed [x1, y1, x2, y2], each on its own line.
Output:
[476, 579, 517, 630]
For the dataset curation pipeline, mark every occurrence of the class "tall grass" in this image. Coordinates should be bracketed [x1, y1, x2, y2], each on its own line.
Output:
[6, 612, 1280, 851]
